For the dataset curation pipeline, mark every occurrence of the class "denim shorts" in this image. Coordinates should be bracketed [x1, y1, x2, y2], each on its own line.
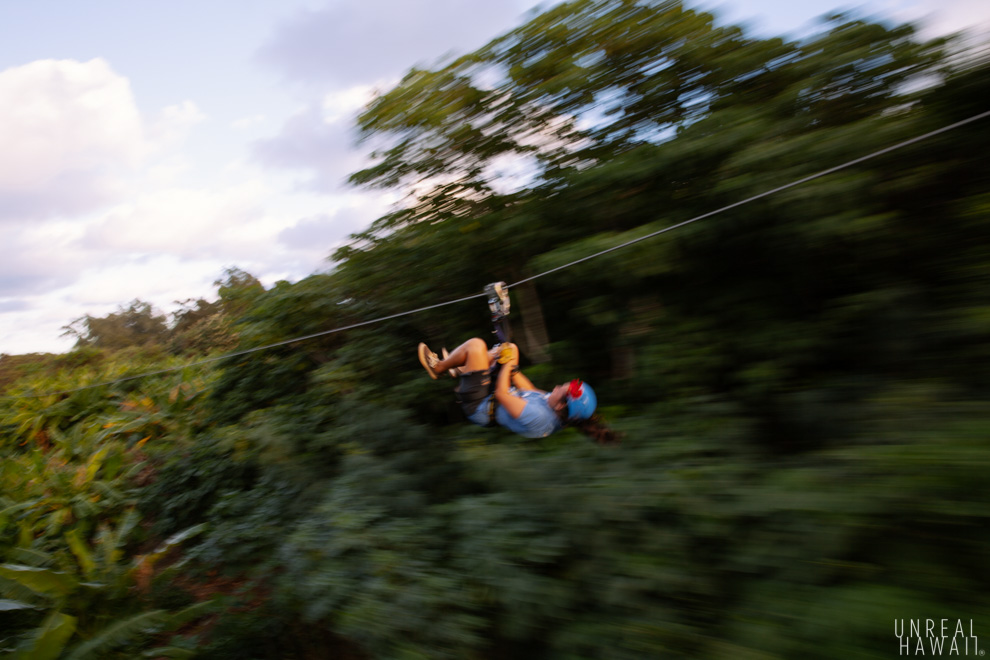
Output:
[456, 369, 494, 425]
[465, 393, 495, 426]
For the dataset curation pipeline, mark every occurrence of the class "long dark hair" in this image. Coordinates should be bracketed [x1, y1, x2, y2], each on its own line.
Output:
[569, 413, 621, 446]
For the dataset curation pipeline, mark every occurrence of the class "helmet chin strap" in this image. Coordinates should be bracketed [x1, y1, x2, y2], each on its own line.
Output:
[547, 384, 568, 410]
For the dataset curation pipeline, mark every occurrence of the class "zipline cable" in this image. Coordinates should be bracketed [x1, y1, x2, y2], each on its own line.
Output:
[2, 292, 485, 399]
[4, 109, 989, 401]
[508, 109, 990, 287]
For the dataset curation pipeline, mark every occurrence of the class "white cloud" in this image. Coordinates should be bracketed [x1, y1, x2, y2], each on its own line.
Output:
[0, 304, 77, 354]
[322, 85, 376, 124]
[80, 183, 270, 258]
[252, 102, 368, 192]
[64, 255, 221, 311]
[278, 198, 389, 252]
[257, 0, 534, 88]
[146, 155, 193, 186]
[0, 58, 145, 220]
[920, 0, 990, 38]
[232, 114, 267, 130]
[0, 224, 84, 297]
[150, 100, 207, 149]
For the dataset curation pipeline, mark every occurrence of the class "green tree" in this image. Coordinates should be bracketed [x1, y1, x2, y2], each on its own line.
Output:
[63, 301, 169, 352]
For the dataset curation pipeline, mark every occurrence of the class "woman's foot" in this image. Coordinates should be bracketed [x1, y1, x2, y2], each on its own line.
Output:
[418, 342, 440, 379]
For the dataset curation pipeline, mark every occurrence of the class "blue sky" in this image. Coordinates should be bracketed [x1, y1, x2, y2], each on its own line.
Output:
[0, 0, 986, 354]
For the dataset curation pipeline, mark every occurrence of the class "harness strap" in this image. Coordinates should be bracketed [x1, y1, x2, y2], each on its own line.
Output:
[486, 394, 498, 426]
[485, 362, 503, 427]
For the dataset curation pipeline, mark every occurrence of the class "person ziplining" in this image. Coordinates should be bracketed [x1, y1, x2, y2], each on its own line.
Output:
[418, 283, 618, 444]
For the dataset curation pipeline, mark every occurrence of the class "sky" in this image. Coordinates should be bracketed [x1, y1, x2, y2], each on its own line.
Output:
[0, 0, 987, 355]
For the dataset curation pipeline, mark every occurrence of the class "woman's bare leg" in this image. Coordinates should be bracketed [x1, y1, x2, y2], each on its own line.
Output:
[436, 337, 491, 373]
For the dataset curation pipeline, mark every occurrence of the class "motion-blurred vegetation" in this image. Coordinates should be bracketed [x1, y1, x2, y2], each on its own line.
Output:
[2, 1, 989, 657]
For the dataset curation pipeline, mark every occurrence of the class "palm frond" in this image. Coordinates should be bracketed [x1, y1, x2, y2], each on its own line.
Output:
[13, 611, 77, 660]
[63, 609, 168, 660]
[0, 598, 36, 611]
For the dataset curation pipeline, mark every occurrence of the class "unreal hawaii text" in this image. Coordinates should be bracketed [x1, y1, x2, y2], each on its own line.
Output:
[896, 619, 981, 656]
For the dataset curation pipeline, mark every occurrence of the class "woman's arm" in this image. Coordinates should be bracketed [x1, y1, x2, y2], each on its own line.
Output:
[511, 370, 540, 392]
[493, 344, 527, 419]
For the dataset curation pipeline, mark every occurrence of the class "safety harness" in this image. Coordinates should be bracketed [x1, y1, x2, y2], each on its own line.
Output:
[483, 361, 505, 427]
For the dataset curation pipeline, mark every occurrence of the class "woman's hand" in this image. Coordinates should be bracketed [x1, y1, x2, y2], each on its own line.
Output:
[500, 343, 520, 366]
[490, 342, 520, 365]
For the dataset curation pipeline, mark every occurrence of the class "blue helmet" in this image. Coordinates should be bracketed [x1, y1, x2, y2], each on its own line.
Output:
[566, 380, 597, 420]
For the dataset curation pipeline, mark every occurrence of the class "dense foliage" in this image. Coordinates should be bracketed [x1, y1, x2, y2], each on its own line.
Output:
[2, 1, 989, 657]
